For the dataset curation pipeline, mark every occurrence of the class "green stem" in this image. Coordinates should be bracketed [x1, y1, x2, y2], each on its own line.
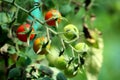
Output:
[14, 3, 29, 13]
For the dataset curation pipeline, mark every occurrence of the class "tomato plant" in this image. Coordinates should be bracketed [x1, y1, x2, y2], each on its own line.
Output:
[45, 9, 61, 26]
[0, 0, 103, 80]
[16, 23, 35, 42]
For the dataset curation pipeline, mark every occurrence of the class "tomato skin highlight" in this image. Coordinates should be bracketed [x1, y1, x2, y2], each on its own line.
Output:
[45, 10, 61, 26]
[16, 24, 35, 42]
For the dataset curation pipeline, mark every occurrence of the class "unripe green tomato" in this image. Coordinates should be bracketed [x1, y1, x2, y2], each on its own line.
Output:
[46, 46, 59, 66]
[64, 24, 79, 40]
[54, 56, 67, 70]
[46, 53, 57, 67]
[75, 42, 89, 52]
[64, 65, 78, 78]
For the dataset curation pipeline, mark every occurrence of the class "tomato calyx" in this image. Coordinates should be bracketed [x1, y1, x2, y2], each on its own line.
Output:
[17, 24, 32, 34]
[64, 64, 78, 78]
[37, 40, 50, 54]
[67, 57, 74, 66]
[59, 48, 65, 56]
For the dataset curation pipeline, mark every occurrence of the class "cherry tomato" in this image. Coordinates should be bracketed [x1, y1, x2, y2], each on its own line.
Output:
[46, 53, 57, 67]
[64, 65, 78, 78]
[46, 46, 59, 66]
[64, 24, 79, 40]
[54, 56, 67, 70]
[45, 9, 61, 26]
[33, 37, 50, 55]
[16, 23, 35, 42]
[75, 42, 89, 52]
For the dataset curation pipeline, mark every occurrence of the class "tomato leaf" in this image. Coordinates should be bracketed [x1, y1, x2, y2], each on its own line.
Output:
[42, 76, 52, 80]
[8, 67, 21, 79]
[39, 65, 53, 77]
[7, 46, 16, 54]
[56, 72, 67, 80]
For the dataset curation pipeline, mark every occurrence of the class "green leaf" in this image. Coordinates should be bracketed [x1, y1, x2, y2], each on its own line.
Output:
[59, 4, 72, 16]
[86, 37, 103, 80]
[7, 46, 16, 54]
[0, 12, 12, 25]
[56, 72, 67, 80]
[17, 56, 32, 67]
[37, 76, 53, 80]
[8, 67, 21, 79]
[39, 65, 53, 77]
[42, 76, 52, 80]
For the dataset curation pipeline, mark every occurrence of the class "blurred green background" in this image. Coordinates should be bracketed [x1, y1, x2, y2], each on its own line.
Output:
[1, 0, 120, 80]
[93, 0, 120, 80]
[71, 0, 120, 80]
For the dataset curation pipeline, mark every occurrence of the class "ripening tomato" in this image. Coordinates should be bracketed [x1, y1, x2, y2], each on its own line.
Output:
[16, 23, 35, 42]
[33, 37, 50, 55]
[45, 9, 61, 26]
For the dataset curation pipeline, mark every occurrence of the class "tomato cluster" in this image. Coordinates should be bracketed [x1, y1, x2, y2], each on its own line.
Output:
[0, 0, 103, 80]
[14, 9, 89, 78]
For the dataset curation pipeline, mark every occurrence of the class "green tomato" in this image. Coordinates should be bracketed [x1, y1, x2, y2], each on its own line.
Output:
[75, 42, 89, 52]
[64, 65, 78, 78]
[46, 53, 57, 67]
[64, 24, 79, 40]
[54, 56, 67, 70]
[46, 46, 59, 67]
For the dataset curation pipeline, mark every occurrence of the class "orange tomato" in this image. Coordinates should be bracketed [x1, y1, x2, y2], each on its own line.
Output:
[33, 37, 50, 55]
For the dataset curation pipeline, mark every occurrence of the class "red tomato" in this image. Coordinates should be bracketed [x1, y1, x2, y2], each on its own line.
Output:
[16, 23, 35, 42]
[45, 10, 61, 26]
